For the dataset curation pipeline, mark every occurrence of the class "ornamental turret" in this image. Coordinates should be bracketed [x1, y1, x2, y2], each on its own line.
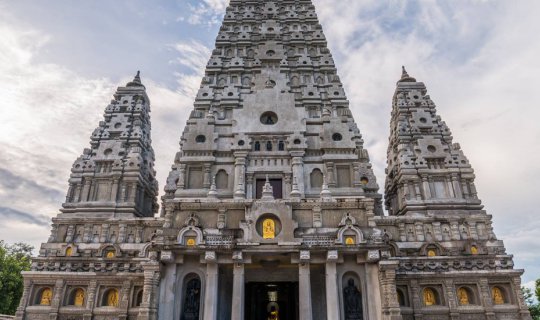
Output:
[61, 71, 158, 217]
[384, 67, 482, 215]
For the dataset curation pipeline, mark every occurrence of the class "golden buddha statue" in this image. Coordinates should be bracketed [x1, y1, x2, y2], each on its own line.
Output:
[427, 249, 437, 257]
[263, 218, 275, 239]
[492, 287, 505, 305]
[65, 247, 73, 257]
[345, 236, 355, 245]
[106, 250, 115, 258]
[423, 288, 436, 306]
[457, 287, 469, 305]
[74, 288, 85, 307]
[107, 289, 119, 307]
[471, 246, 478, 255]
[40, 288, 52, 305]
[186, 238, 196, 246]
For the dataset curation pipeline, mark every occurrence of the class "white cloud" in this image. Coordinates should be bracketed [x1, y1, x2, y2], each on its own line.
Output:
[181, 0, 228, 26]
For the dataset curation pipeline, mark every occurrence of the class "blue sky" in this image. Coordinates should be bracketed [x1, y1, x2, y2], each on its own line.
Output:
[1, 0, 539, 289]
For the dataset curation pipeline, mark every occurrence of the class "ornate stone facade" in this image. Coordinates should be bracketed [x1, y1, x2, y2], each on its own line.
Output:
[17, 1, 530, 320]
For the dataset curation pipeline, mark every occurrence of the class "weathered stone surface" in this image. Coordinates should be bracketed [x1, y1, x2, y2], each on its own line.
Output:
[16, 1, 530, 320]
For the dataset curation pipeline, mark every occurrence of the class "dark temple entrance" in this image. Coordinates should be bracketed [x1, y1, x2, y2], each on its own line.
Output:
[245, 282, 298, 320]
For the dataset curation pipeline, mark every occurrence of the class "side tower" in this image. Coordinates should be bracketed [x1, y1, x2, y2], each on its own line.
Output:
[380, 68, 531, 319]
[158, 1, 388, 320]
[16, 73, 163, 320]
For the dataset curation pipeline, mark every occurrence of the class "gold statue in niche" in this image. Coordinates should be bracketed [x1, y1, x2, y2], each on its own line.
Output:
[107, 289, 119, 307]
[492, 287, 505, 305]
[457, 287, 470, 305]
[423, 288, 436, 306]
[106, 250, 115, 258]
[427, 249, 437, 257]
[345, 236, 355, 245]
[471, 246, 478, 255]
[263, 218, 276, 239]
[40, 288, 53, 305]
[65, 247, 73, 257]
[74, 288, 85, 307]
[186, 238, 196, 246]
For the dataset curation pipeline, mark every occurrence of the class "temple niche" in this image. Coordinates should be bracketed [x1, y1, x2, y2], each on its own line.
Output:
[15, 0, 530, 320]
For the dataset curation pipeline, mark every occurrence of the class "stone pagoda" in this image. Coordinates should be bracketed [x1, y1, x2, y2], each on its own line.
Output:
[16, 1, 530, 320]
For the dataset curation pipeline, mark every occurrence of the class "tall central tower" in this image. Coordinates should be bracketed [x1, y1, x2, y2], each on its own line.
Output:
[159, 0, 385, 319]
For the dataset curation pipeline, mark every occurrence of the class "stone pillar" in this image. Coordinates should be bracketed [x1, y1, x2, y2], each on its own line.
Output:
[177, 164, 186, 190]
[298, 261, 313, 320]
[81, 179, 92, 202]
[366, 261, 382, 320]
[246, 174, 254, 199]
[325, 251, 340, 320]
[110, 177, 119, 201]
[14, 278, 32, 320]
[231, 261, 245, 320]
[443, 279, 459, 320]
[378, 260, 402, 320]
[451, 174, 462, 198]
[233, 151, 248, 199]
[326, 162, 336, 188]
[203, 163, 212, 189]
[291, 151, 306, 196]
[203, 252, 219, 320]
[139, 261, 161, 320]
[421, 175, 431, 199]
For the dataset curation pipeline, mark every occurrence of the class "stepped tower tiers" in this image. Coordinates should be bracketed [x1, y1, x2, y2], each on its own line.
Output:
[15, 1, 530, 320]
[384, 67, 482, 216]
[16, 73, 163, 320]
[62, 71, 159, 217]
[379, 68, 530, 319]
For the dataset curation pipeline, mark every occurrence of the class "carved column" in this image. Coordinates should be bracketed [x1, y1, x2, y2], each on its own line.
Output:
[291, 151, 306, 196]
[326, 162, 336, 188]
[81, 178, 92, 202]
[451, 174, 462, 198]
[139, 261, 161, 320]
[443, 278, 459, 319]
[203, 252, 219, 320]
[14, 278, 32, 319]
[410, 280, 423, 319]
[203, 163, 212, 189]
[421, 175, 431, 199]
[233, 151, 248, 199]
[246, 173, 254, 199]
[231, 253, 245, 320]
[177, 164, 186, 190]
[325, 251, 340, 320]
[378, 260, 402, 320]
[110, 177, 119, 201]
[119, 279, 132, 320]
[298, 258, 313, 319]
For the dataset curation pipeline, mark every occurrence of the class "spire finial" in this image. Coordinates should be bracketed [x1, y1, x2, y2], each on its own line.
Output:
[134, 70, 141, 83]
[127, 70, 145, 88]
[398, 65, 416, 83]
[402, 66, 408, 78]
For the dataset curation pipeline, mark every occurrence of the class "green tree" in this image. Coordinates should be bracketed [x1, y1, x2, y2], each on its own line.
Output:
[523, 279, 540, 320]
[0, 240, 33, 315]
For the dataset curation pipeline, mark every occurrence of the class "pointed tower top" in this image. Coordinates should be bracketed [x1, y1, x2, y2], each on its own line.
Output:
[127, 70, 145, 88]
[398, 66, 416, 83]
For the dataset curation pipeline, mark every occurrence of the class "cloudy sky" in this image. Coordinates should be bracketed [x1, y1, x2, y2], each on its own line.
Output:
[1, 0, 539, 287]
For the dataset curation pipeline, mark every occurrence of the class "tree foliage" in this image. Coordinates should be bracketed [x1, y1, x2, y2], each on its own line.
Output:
[0, 240, 33, 315]
[523, 279, 540, 320]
